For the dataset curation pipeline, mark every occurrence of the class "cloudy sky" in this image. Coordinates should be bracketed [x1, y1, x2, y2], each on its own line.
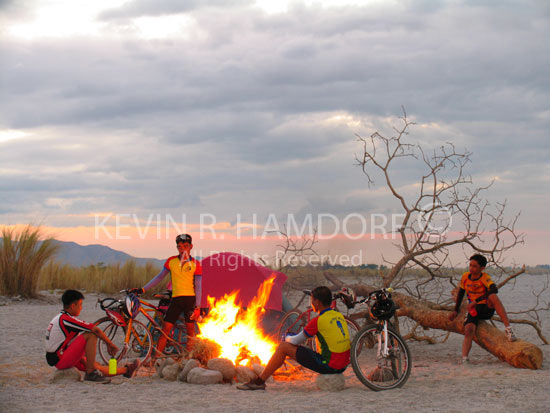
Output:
[1, 0, 548, 264]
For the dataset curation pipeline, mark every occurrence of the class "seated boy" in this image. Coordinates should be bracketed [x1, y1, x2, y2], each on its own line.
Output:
[449, 254, 518, 363]
[45, 290, 140, 383]
[237, 286, 350, 390]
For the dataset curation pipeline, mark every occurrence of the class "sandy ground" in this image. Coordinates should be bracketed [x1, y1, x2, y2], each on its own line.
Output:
[0, 292, 549, 413]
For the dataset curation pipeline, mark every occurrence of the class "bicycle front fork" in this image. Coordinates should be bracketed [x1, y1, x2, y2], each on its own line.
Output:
[376, 322, 390, 365]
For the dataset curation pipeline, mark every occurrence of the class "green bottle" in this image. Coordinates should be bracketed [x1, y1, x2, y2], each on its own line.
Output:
[109, 357, 117, 375]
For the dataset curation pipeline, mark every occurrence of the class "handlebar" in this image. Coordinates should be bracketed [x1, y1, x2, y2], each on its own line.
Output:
[301, 288, 356, 309]
[352, 288, 394, 306]
[97, 297, 122, 311]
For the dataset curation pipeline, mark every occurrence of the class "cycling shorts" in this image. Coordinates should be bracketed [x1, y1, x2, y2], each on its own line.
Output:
[54, 334, 87, 371]
[464, 303, 495, 326]
[295, 345, 347, 374]
[164, 295, 195, 324]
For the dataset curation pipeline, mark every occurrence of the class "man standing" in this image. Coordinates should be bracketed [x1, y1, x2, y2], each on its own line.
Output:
[449, 254, 518, 363]
[237, 286, 350, 390]
[132, 234, 202, 356]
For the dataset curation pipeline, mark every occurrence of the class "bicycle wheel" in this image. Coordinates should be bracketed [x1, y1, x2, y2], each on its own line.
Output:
[344, 316, 360, 342]
[277, 310, 316, 350]
[96, 318, 153, 364]
[351, 323, 411, 391]
[95, 317, 128, 364]
[125, 319, 153, 363]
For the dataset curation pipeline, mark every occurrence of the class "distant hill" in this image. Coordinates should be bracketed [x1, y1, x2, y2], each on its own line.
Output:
[48, 240, 165, 267]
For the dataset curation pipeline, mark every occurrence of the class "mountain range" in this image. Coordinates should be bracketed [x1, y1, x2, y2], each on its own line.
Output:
[49, 240, 165, 267]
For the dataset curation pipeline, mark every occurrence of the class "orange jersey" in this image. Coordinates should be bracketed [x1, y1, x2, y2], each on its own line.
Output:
[164, 256, 202, 297]
[459, 272, 495, 304]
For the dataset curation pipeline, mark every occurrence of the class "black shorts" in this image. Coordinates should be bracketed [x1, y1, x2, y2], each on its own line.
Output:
[164, 296, 195, 324]
[295, 346, 347, 375]
[464, 303, 495, 325]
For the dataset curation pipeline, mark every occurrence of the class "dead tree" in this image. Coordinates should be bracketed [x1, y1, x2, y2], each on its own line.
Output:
[351, 109, 546, 369]
[325, 272, 543, 370]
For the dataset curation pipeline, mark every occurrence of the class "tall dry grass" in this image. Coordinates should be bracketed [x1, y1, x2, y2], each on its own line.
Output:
[38, 260, 162, 295]
[0, 226, 60, 297]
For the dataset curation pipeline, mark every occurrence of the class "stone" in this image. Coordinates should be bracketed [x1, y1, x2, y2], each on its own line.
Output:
[178, 359, 200, 382]
[251, 364, 274, 383]
[251, 363, 264, 376]
[162, 362, 182, 381]
[155, 358, 175, 378]
[316, 374, 346, 391]
[51, 368, 83, 383]
[186, 367, 223, 385]
[207, 358, 236, 381]
[235, 365, 258, 383]
[367, 367, 394, 383]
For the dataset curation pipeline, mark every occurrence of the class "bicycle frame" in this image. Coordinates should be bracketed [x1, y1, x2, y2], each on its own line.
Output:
[97, 293, 185, 360]
[354, 289, 396, 364]
[135, 297, 186, 357]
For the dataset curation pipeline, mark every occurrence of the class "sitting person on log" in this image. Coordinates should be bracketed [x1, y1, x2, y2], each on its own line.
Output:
[449, 254, 518, 363]
[237, 286, 351, 390]
[45, 290, 140, 383]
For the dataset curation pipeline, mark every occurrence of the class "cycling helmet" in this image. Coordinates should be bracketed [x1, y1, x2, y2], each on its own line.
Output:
[369, 297, 396, 320]
[176, 234, 192, 244]
[123, 293, 141, 319]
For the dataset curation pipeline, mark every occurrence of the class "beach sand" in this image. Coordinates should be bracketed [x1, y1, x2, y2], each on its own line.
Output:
[0, 292, 548, 413]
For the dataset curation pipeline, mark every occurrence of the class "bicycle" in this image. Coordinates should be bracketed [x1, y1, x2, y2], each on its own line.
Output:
[277, 289, 360, 351]
[350, 288, 412, 391]
[94, 290, 186, 365]
[144, 290, 189, 355]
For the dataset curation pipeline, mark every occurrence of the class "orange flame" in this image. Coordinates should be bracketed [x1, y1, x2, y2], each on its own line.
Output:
[197, 275, 278, 366]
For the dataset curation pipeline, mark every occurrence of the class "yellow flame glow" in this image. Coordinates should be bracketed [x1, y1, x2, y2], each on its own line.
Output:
[197, 275, 278, 365]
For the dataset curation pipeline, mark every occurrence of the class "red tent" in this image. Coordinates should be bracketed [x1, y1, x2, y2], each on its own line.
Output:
[200, 252, 287, 312]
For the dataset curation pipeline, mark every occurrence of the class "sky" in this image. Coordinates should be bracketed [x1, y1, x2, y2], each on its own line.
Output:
[0, 0, 549, 266]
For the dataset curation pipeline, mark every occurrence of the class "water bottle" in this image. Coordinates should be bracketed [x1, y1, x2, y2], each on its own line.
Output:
[109, 357, 117, 375]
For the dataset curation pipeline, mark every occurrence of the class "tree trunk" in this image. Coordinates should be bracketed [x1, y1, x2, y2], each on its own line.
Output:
[325, 274, 543, 370]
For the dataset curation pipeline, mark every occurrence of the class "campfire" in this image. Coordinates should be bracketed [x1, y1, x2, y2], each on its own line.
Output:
[196, 275, 278, 366]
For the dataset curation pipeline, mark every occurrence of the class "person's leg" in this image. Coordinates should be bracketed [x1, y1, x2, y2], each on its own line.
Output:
[82, 332, 99, 373]
[185, 323, 196, 351]
[487, 294, 510, 327]
[91, 357, 139, 376]
[155, 321, 174, 356]
[237, 342, 298, 390]
[157, 296, 189, 356]
[59, 333, 111, 382]
[487, 295, 517, 341]
[55, 334, 87, 371]
[462, 322, 476, 359]
[182, 297, 197, 352]
[259, 342, 298, 381]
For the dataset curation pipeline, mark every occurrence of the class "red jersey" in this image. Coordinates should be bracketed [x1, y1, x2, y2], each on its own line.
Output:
[45, 311, 94, 354]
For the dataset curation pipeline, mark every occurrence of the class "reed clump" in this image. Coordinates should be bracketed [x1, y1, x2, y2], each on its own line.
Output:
[0, 226, 60, 297]
[38, 260, 161, 294]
